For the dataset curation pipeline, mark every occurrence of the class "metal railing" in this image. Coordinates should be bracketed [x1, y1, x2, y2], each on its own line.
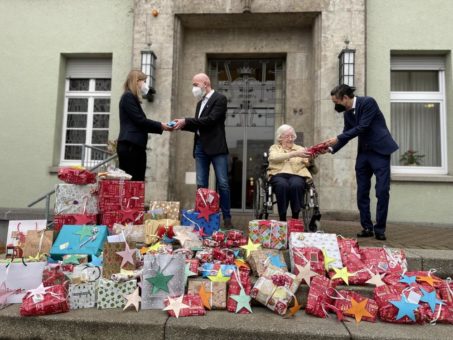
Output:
[27, 144, 118, 222]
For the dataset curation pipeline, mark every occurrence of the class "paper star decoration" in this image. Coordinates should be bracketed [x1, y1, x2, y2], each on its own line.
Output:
[390, 295, 419, 321]
[123, 287, 141, 312]
[89, 254, 103, 267]
[331, 266, 354, 285]
[399, 274, 417, 285]
[322, 248, 336, 271]
[148, 242, 162, 252]
[230, 288, 252, 313]
[294, 262, 318, 286]
[207, 268, 230, 283]
[146, 271, 174, 294]
[140, 246, 150, 255]
[173, 232, 193, 248]
[74, 214, 95, 225]
[419, 287, 443, 313]
[234, 259, 250, 270]
[116, 242, 135, 268]
[346, 298, 373, 324]
[121, 210, 139, 223]
[198, 284, 212, 310]
[163, 295, 190, 318]
[268, 255, 286, 268]
[197, 205, 215, 222]
[240, 238, 261, 258]
[63, 255, 81, 265]
[417, 275, 440, 287]
[74, 226, 93, 241]
[365, 272, 386, 287]
[195, 227, 208, 238]
[285, 297, 303, 318]
[28, 252, 46, 262]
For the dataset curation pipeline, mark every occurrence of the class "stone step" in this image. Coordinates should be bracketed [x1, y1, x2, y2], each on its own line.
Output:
[1, 304, 451, 340]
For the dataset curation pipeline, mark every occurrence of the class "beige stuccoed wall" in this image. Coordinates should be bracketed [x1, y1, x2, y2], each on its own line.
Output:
[134, 0, 366, 213]
[367, 0, 453, 224]
[0, 0, 134, 208]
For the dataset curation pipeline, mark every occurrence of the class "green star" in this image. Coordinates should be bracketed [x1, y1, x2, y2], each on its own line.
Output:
[230, 288, 252, 313]
[62, 254, 81, 265]
[146, 271, 174, 294]
[74, 226, 93, 241]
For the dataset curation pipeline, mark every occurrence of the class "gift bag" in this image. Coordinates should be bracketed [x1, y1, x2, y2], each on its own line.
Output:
[20, 284, 69, 316]
[248, 220, 287, 250]
[54, 184, 98, 214]
[97, 278, 137, 309]
[149, 201, 181, 220]
[141, 253, 186, 309]
[6, 220, 47, 248]
[68, 282, 97, 309]
[22, 230, 54, 258]
[0, 260, 46, 303]
[102, 241, 137, 279]
[289, 232, 342, 269]
[58, 167, 96, 185]
[50, 225, 108, 258]
[187, 278, 227, 310]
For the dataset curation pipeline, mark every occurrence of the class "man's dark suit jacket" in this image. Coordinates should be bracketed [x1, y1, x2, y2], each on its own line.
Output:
[184, 91, 229, 158]
[332, 96, 398, 155]
[117, 91, 163, 148]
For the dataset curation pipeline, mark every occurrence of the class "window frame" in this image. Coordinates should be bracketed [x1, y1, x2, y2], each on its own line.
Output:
[390, 65, 448, 175]
[59, 78, 111, 166]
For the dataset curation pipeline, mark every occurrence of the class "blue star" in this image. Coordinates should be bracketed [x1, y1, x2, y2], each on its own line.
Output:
[89, 254, 103, 267]
[420, 287, 443, 313]
[390, 295, 419, 321]
[233, 250, 241, 258]
[399, 274, 417, 285]
[268, 255, 286, 268]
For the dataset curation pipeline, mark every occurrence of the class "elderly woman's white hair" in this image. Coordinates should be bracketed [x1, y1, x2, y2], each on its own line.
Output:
[275, 124, 297, 143]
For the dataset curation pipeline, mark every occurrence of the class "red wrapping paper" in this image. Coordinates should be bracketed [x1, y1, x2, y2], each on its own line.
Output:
[164, 294, 206, 317]
[203, 238, 223, 248]
[334, 290, 378, 322]
[305, 275, 337, 318]
[227, 269, 252, 314]
[383, 271, 443, 289]
[57, 167, 96, 185]
[359, 247, 390, 274]
[333, 240, 370, 285]
[292, 247, 325, 276]
[213, 248, 235, 264]
[98, 180, 145, 212]
[439, 279, 453, 307]
[195, 249, 213, 263]
[305, 142, 330, 157]
[20, 285, 69, 316]
[373, 284, 424, 324]
[226, 230, 243, 241]
[53, 213, 98, 232]
[421, 303, 453, 324]
[186, 259, 199, 277]
[42, 266, 69, 289]
[287, 219, 304, 241]
[225, 237, 247, 248]
[100, 209, 144, 229]
[212, 231, 225, 243]
[195, 188, 220, 213]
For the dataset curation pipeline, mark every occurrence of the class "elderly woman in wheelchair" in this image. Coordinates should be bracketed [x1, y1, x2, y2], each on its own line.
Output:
[267, 124, 318, 223]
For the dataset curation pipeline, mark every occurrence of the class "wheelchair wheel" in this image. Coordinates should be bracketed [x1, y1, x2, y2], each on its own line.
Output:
[302, 184, 321, 232]
[253, 177, 265, 219]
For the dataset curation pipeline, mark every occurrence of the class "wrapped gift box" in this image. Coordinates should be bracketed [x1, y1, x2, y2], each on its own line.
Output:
[42, 265, 69, 287]
[289, 232, 342, 269]
[360, 247, 407, 275]
[200, 263, 236, 278]
[100, 210, 144, 230]
[250, 266, 301, 315]
[20, 284, 69, 316]
[181, 209, 220, 236]
[71, 265, 102, 283]
[97, 278, 136, 309]
[58, 167, 96, 185]
[247, 249, 287, 277]
[98, 180, 144, 212]
[305, 275, 338, 318]
[149, 201, 181, 220]
[164, 294, 206, 317]
[68, 282, 97, 309]
[53, 214, 98, 233]
[141, 253, 186, 310]
[439, 279, 453, 307]
[227, 268, 252, 314]
[144, 219, 179, 245]
[195, 188, 220, 214]
[287, 218, 304, 241]
[248, 220, 287, 250]
[290, 247, 325, 277]
[54, 184, 99, 215]
[50, 225, 108, 258]
[187, 278, 227, 309]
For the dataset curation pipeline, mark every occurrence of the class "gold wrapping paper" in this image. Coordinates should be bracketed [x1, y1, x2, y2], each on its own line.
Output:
[149, 201, 180, 220]
[22, 230, 54, 258]
[144, 219, 179, 244]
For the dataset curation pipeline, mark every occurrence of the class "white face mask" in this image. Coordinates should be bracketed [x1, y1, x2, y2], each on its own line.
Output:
[192, 86, 206, 100]
[141, 82, 150, 96]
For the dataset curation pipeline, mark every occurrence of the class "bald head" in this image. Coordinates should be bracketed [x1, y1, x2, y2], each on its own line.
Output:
[192, 73, 212, 92]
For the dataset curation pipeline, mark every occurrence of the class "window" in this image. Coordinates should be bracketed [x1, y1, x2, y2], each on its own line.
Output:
[60, 59, 112, 165]
[390, 56, 447, 175]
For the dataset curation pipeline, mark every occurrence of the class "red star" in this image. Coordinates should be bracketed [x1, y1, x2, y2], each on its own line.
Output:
[73, 214, 96, 225]
[121, 209, 140, 224]
[197, 205, 215, 222]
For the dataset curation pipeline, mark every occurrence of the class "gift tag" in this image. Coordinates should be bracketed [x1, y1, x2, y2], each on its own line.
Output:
[407, 291, 421, 304]
[207, 194, 215, 204]
[60, 242, 69, 250]
[32, 294, 44, 304]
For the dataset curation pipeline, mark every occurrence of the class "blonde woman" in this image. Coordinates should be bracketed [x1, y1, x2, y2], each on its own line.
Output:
[267, 124, 313, 221]
[117, 70, 171, 181]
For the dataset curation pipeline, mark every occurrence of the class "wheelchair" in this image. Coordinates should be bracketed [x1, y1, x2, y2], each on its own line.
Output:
[252, 152, 322, 232]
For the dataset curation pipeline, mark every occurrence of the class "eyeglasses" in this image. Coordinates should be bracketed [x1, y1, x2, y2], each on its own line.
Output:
[282, 134, 296, 140]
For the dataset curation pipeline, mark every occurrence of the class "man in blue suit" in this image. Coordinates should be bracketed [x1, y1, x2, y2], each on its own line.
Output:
[325, 84, 399, 240]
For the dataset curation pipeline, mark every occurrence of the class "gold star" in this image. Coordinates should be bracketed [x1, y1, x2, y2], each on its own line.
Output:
[148, 241, 162, 252]
[345, 298, 373, 324]
[322, 248, 336, 271]
[240, 238, 261, 258]
[416, 275, 440, 287]
[331, 266, 354, 285]
[285, 297, 303, 318]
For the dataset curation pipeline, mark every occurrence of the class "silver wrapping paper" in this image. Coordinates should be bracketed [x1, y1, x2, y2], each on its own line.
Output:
[141, 253, 186, 309]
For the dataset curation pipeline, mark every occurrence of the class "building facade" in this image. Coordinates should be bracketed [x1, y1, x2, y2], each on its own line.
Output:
[0, 0, 451, 224]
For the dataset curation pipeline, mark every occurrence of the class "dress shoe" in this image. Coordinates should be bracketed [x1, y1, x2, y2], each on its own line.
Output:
[223, 218, 233, 229]
[375, 233, 387, 241]
[357, 229, 374, 238]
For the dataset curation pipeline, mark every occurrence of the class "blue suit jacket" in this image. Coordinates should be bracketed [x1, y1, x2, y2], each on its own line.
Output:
[117, 91, 163, 148]
[332, 96, 398, 155]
